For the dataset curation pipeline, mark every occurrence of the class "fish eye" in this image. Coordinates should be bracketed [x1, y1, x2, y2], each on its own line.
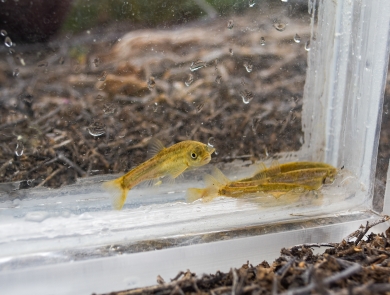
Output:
[191, 152, 197, 159]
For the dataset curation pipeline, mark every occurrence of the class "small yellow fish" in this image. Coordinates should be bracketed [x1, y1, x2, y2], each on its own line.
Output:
[104, 139, 215, 209]
[231, 168, 337, 189]
[186, 161, 338, 203]
[243, 161, 337, 181]
[186, 167, 312, 202]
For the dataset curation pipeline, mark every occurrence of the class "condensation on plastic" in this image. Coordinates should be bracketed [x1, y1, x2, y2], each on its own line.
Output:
[1, 1, 390, 294]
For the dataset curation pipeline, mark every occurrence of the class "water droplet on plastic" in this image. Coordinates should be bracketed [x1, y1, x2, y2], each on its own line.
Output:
[260, 37, 266, 46]
[185, 74, 194, 86]
[305, 40, 311, 51]
[0, 29, 7, 36]
[273, 22, 286, 32]
[15, 141, 24, 156]
[243, 61, 253, 73]
[229, 48, 233, 56]
[239, 89, 254, 104]
[208, 137, 215, 147]
[249, 0, 255, 7]
[294, 34, 301, 43]
[190, 60, 206, 71]
[79, 212, 93, 220]
[147, 76, 156, 90]
[215, 75, 222, 84]
[25, 211, 50, 222]
[103, 103, 116, 114]
[227, 20, 234, 29]
[196, 103, 204, 113]
[98, 71, 107, 81]
[87, 121, 106, 137]
[93, 58, 100, 67]
[13, 68, 19, 77]
[4, 36, 12, 47]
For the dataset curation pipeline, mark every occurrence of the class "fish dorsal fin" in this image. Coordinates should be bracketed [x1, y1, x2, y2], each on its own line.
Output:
[211, 167, 230, 185]
[267, 160, 281, 177]
[253, 162, 268, 180]
[147, 138, 166, 158]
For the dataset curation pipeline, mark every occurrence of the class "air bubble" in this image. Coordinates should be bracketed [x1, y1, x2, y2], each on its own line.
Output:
[243, 61, 253, 73]
[273, 22, 287, 32]
[239, 90, 254, 104]
[4, 36, 12, 47]
[13, 68, 19, 77]
[294, 34, 301, 43]
[215, 75, 222, 84]
[208, 137, 215, 147]
[190, 60, 206, 71]
[87, 121, 106, 137]
[305, 40, 311, 51]
[249, 0, 255, 7]
[185, 74, 194, 86]
[227, 20, 234, 29]
[98, 71, 108, 81]
[260, 37, 266, 46]
[15, 141, 24, 156]
[0, 29, 7, 36]
[147, 76, 156, 90]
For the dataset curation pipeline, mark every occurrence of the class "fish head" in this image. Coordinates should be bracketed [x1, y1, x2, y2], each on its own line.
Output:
[187, 142, 215, 167]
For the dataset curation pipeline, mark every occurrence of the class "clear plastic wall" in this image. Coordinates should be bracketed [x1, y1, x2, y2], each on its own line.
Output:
[1, 0, 390, 294]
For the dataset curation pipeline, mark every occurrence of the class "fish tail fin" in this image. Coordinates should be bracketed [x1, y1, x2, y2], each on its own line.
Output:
[186, 173, 222, 203]
[186, 188, 206, 202]
[102, 176, 129, 210]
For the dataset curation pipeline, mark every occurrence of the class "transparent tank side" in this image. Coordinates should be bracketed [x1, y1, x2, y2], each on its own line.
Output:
[1, 0, 387, 274]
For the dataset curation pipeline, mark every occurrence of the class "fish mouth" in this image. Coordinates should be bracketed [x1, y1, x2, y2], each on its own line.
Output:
[201, 155, 212, 164]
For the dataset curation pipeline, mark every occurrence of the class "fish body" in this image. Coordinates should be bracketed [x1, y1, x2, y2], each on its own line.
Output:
[243, 161, 337, 181]
[104, 139, 215, 209]
[232, 167, 337, 189]
[186, 162, 338, 203]
[186, 167, 312, 202]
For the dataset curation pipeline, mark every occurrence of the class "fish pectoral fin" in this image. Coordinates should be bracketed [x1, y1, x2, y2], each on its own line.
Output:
[167, 164, 188, 179]
[204, 173, 222, 188]
[211, 167, 230, 185]
[147, 138, 166, 158]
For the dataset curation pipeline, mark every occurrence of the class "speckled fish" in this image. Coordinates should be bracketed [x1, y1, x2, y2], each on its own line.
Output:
[186, 162, 338, 203]
[104, 139, 215, 210]
[231, 167, 337, 189]
[186, 167, 313, 202]
[241, 161, 337, 182]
